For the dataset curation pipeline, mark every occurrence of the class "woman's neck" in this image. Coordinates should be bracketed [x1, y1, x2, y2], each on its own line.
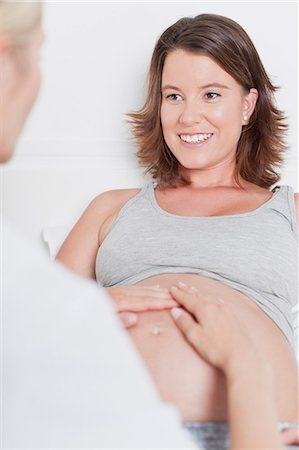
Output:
[180, 159, 243, 189]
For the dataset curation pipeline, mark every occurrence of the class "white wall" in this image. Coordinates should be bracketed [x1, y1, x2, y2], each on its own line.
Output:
[2, 1, 298, 248]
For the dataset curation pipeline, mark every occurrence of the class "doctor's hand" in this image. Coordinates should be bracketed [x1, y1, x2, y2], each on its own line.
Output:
[105, 285, 179, 329]
[170, 284, 284, 450]
[169, 283, 259, 375]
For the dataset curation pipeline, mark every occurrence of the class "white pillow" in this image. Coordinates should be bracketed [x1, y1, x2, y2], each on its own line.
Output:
[42, 225, 71, 260]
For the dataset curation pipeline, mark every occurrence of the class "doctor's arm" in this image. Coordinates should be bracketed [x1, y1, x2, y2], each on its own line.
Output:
[170, 284, 283, 450]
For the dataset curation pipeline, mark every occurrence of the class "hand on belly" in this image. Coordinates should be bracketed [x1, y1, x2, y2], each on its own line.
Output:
[105, 284, 179, 328]
[112, 273, 298, 423]
[127, 307, 228, 422]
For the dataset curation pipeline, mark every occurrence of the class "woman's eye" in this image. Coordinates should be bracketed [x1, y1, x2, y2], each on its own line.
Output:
[205, 92, 220, 100]
[165, 93, 183, 102]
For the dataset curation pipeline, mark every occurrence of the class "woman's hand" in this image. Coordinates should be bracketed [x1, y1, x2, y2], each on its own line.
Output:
[169, 283, 259, 375]
[106, 285, 179, 329]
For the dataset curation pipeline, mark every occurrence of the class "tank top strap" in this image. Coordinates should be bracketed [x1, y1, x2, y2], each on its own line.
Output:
[269, 185, 298, 235]
[106, 183, 152, 231]
[285, 185, 298, 234]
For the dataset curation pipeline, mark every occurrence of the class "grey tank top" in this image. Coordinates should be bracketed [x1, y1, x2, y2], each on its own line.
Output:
[96, 182, 298, 348]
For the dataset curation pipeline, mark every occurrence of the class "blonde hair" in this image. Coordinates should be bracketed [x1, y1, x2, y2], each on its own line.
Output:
[0, 1, 42, 46]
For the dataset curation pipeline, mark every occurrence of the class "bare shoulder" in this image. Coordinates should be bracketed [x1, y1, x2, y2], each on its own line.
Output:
[91, 188, 143, 244]
[56, 188, 142, 277]
[89, 188, 142, 216]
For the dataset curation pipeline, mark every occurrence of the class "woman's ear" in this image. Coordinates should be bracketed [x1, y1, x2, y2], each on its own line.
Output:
[242, 88, 259, 125]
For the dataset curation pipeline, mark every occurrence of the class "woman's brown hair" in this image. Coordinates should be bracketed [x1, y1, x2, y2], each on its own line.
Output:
[128, 13, 288, 189]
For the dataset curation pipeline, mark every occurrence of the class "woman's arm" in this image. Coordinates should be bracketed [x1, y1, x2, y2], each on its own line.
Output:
[170, 284, 283, 450]
[56, 189, 178, 317]
[56, 191, 119, 279]
[56, 188, 145, 278]
[226, 355, 281, 450]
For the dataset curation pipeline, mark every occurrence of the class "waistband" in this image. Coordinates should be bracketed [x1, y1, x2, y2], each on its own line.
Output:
[183, 422, 299, 450]
[184, 421, 299, 431]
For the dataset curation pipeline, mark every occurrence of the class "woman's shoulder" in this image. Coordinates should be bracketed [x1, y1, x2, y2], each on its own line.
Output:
[89, 188, 142, 215]
[93, 188, 143, 245]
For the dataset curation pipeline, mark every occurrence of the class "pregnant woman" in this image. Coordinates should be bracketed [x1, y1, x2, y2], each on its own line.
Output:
[57, 13, 298, 449]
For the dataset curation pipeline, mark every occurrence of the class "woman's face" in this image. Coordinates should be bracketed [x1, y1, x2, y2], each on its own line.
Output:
[0, 24, 43, 163]
[160, 49, 257, 174]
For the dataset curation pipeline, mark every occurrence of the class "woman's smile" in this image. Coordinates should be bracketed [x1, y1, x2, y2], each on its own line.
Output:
[178, 132, 214, 147]
[179, 132, 213, 143]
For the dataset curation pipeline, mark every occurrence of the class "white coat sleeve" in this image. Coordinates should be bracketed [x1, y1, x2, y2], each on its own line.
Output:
[2, 221, 196, 449]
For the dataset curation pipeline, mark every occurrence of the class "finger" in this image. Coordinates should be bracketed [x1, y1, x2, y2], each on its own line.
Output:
[149, 291, 174, 300]
[134, 285, 169, 293]
[170, 286, 204, 317]
[118, 312, 137, 329]
[131, 288, 173, 300]
[174, 283, 225, 305]
[177, 281, 198, 292]
[171, 307, 204, 349]
[146, 299, 180, 310]
[117, 298, 179, 312]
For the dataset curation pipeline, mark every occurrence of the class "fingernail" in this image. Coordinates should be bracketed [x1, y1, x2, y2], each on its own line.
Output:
[123, 314, 137, 327]
[171, 285, 178, 291]
[171, 307, 182, 319]
[178, 281, 187, 288]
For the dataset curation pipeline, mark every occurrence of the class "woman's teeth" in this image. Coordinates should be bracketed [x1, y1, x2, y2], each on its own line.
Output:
[180, 133, 213, 143]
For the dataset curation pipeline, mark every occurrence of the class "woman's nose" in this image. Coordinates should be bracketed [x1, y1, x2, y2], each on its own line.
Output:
[179, 101, 204, 126]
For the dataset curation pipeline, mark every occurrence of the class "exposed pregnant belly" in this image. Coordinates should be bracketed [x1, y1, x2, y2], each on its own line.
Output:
[127, 273, 298, 423]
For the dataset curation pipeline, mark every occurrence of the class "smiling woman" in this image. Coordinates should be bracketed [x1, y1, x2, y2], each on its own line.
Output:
[56, 13, 298, 450]
[160, 51, 258, 174]
[129, 13, 287, 190]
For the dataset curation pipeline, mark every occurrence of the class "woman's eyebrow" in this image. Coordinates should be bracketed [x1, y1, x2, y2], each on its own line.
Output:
[161, 85, 181, 92]
[162, 82, 230, 91]
[200, 83, 230, 90]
